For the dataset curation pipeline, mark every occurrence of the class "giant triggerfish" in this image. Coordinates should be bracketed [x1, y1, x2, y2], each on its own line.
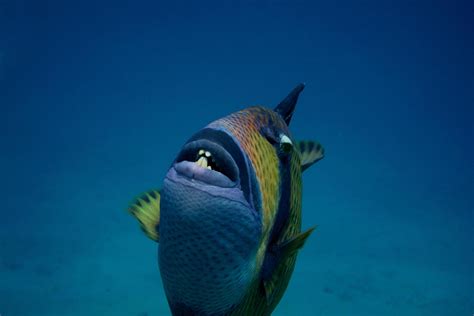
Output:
[129, 84, 325, 315]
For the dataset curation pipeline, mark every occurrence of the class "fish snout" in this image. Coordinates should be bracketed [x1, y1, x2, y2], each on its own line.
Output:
[173, 139, 240, 187]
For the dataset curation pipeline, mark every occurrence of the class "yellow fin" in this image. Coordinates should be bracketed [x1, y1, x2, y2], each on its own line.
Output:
[128, 190, 161, 242]
[296, 140, 324, 171]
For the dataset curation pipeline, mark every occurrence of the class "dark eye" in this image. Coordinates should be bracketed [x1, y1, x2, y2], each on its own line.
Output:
[279, 134, 293, 154]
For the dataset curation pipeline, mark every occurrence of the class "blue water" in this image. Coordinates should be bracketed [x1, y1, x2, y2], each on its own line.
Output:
[1, 1, 473, 315]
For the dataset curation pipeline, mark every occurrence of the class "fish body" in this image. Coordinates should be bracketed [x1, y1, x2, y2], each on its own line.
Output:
[129, 84, 324, 315]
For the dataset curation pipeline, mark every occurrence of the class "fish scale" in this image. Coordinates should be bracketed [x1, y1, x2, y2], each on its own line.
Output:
[207, 107, 303, 314]
[160, 173, 261, 314]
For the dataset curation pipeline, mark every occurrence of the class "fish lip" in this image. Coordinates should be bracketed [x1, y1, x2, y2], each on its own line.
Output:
[173, 161, 237, 188]
[174, 139, 240, 187]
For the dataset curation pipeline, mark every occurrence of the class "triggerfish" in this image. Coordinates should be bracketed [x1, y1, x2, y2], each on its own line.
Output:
[128, 84, 325, 315]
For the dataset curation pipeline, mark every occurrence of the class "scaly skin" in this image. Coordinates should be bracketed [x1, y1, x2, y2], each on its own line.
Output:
[208, 107, 303, 315]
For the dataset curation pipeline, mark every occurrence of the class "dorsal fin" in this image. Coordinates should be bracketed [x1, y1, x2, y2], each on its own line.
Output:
[274, 83, 305, 125]
[296, 140, 325, 171]
[128, 190, 161, 242]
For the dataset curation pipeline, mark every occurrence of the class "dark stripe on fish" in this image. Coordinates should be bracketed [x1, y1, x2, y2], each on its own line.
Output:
[261, 150, 292, 281]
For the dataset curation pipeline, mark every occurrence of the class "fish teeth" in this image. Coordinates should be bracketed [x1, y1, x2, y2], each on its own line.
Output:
[195, 149, 213, 169]
[196, 156, 208, 168]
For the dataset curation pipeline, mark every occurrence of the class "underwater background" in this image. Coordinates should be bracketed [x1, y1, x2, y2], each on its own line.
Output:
[1, 0, 473, 315]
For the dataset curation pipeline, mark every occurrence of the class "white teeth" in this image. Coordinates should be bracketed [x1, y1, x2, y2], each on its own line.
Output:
[195, 149, 213, 169]
[196, 156, 208, 168]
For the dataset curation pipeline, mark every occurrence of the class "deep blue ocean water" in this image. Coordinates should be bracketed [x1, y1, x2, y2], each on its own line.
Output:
[1, 1, 473, 315]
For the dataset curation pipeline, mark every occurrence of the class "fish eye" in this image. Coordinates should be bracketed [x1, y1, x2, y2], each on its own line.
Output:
[279, 134, 293, 153]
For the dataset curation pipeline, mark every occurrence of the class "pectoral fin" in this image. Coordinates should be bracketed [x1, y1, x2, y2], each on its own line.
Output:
[296, 140, 325, 171]
[262, 227, 316, 304]
[128, 190, 161, 242]
[278, 227, 315, 258]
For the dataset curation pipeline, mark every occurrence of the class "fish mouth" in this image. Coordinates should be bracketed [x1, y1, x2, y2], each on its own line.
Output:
[174, 139, 239, 188]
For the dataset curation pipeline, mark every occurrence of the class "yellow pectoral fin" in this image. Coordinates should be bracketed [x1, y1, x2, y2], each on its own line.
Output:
[296, 140, 325, 171]
[128, 190, 161, 242]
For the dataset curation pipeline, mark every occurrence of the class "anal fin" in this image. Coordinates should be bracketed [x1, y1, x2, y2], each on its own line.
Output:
[128, 190, 161, 242]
